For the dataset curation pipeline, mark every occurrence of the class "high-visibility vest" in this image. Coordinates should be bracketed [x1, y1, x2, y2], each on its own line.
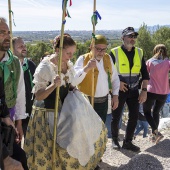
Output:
[111, 46, 143, 76]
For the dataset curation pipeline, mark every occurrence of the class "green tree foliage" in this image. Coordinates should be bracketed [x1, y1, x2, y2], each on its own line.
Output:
[26, 42, 53, 64]
[26, 26, 170, 64]
[107, 39, 122, 53]
[136, 23, 154, 59]
[73, 40, 91, 62]
[152, 27, 170, 56]
[152, 27, 170, 44]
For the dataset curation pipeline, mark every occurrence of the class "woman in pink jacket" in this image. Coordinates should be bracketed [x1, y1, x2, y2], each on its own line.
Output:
[143, 44, 170, 144]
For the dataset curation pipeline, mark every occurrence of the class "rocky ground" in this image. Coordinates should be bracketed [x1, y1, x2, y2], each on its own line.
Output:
[99, 123, 170, 170]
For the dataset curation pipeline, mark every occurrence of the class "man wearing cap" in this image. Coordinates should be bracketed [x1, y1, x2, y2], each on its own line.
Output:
[74, 34, 120, 123]
[110, 27, 149, 152]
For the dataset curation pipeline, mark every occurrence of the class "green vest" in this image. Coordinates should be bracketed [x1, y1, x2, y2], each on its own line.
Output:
[0, 50, 20, 108]
[111, 46, 143, 76]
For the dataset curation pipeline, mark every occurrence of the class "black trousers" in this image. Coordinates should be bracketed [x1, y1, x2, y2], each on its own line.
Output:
[111, 89, 139, 141]
[11, 142, 28, 170]
[94, 99, 108, 123]
[143, 92, 167, 133]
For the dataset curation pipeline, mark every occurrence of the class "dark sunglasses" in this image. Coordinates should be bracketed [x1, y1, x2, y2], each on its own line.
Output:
[126, 35, 137, 39]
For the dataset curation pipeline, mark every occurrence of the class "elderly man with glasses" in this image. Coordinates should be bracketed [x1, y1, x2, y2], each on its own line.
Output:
[74, 35, 120, 123]
[110, 27, 149, 152]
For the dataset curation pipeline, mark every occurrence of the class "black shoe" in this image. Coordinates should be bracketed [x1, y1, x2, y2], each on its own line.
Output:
[112, 138, 121, 149]
[122, 140, 140, 152]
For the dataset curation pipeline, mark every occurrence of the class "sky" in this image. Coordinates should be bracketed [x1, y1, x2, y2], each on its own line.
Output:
[1, 0, 170, 31]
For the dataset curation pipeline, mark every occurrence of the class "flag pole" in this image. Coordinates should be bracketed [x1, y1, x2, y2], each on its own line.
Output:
[91, 0, 96, 107]
[52, 1, 67, 169]
[8, 0, 13, 52]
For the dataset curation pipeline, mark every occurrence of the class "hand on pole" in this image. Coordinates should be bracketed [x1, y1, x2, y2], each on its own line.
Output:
[53, 75, 61, 87]
[84, 59, 97, 73]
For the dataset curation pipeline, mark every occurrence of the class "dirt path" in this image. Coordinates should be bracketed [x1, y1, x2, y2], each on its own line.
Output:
[99, 125, 170, 170]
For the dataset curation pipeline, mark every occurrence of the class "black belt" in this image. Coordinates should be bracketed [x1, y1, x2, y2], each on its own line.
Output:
[88, 95, 108, 103]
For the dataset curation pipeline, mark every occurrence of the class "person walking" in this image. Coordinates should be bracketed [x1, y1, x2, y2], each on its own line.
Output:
[74, 34, 120, 123]
[143, 44, 170, 144]
[24, 34, 107, 170]
[110, 27, 149, 152]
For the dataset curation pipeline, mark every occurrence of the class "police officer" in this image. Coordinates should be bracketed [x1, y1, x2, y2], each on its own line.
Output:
[110, 27, 149, 152]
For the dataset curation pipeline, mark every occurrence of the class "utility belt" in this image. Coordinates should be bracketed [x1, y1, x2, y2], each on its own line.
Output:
[120, 75, 140, 90]
[88, 95, 108, 103]
[125, 80, 139, 91]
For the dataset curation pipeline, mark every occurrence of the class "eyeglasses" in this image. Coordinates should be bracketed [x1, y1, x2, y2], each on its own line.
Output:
[126, 35, 137, 39]
[95, 46, 107, 52]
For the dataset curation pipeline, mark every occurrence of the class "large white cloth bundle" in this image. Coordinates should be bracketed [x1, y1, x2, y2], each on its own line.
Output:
[48, 90, 103, 166]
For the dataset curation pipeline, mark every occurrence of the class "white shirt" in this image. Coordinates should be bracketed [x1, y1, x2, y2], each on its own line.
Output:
[74, 54, 120, 97]
[1, 52, 26, 120]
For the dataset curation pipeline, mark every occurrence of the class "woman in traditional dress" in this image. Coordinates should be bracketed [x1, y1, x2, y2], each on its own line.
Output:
[24, 35, 107, 170]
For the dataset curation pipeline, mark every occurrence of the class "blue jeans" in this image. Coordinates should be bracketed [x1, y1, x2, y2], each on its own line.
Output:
[105, 114, 112, 138]
[134, 120, 149, 138]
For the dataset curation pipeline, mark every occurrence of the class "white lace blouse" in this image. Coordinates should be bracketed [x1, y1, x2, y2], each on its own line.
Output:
[32, 56, 78, 94]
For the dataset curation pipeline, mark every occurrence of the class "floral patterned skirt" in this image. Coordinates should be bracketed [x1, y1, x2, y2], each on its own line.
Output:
[24, 106, 107, 170]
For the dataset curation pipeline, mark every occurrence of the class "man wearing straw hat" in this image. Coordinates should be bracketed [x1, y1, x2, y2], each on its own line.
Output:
[74, 34, 120, 123]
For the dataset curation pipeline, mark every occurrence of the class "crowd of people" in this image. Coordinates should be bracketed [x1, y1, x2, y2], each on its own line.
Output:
[0, 16, 170, 170]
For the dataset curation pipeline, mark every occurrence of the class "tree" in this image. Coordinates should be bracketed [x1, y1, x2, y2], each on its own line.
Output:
[136, 23, 154, 59]
[71, 40, 91, 64]
[152, 27, 170, 44]
[152, 27, 170, 56]
[27, 42, 53, 64]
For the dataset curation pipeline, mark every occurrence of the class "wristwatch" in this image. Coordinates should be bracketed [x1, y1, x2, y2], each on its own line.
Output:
[142, 88, 147, 91]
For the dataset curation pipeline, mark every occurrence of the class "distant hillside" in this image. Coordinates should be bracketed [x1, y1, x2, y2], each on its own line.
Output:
[13, 25, 170, 43]
[13, 30, 122, 43]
